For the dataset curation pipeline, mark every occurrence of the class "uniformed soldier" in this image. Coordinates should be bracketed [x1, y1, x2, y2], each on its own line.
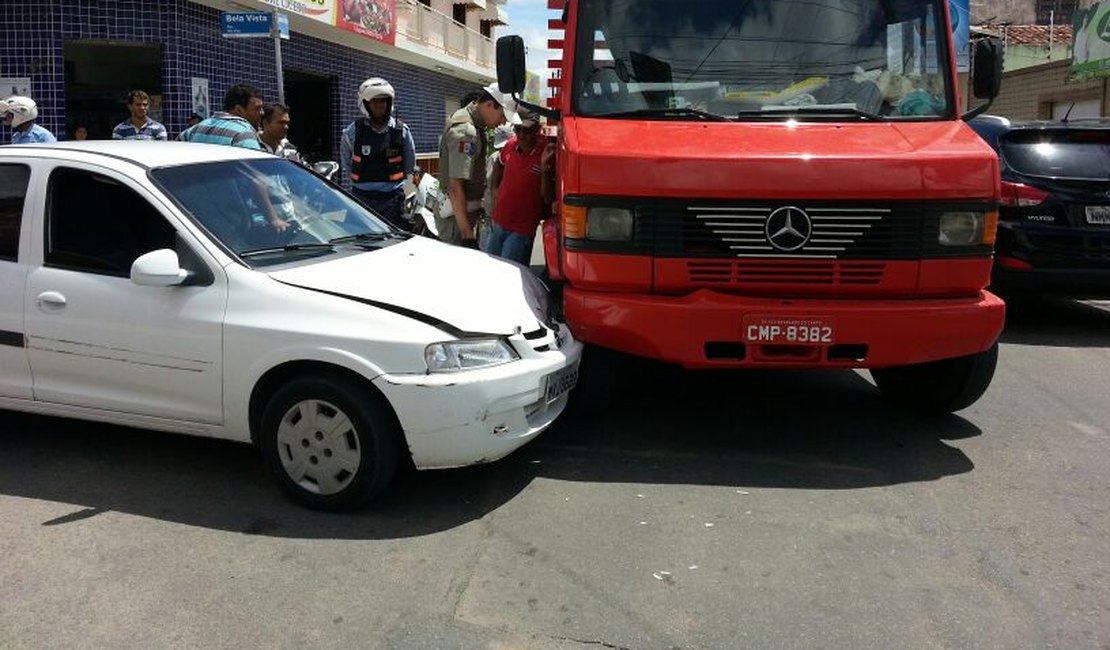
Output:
[341, 77, 417, 230]
[435, 83, 521, 247]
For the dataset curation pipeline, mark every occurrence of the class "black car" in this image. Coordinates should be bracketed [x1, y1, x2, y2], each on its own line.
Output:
[969, 115, 1110, 296]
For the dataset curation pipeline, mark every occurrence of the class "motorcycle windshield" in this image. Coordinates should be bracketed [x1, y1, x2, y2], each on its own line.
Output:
[571, 0, 954, 122]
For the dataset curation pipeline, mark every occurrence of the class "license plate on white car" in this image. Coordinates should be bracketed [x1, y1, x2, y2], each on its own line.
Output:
[742, 316, 836, 345]
[1086, 206, 1110, 225]
[542, 363, 579, 404]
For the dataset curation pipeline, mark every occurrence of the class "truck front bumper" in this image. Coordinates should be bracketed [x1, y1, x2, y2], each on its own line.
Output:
[564, 288, 1004, 369]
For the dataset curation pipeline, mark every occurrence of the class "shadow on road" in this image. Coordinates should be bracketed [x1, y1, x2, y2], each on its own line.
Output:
[1000, 297, 1110, 347]
[0, 365, 979, 539]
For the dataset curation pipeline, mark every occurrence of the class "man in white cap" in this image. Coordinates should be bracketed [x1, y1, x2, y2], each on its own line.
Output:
[435, 83, 521, 247]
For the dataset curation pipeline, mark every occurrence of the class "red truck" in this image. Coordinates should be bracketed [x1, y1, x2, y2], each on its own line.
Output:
[497, 0, 1006, 414]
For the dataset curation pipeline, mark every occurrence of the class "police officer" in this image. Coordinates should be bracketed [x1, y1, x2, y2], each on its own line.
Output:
[341, 77, 416, 229]
[435, 83, 521, 247]
[2, 96, 57, 144]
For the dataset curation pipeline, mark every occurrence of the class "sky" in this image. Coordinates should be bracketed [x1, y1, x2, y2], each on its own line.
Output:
[501, 0, 556, 95]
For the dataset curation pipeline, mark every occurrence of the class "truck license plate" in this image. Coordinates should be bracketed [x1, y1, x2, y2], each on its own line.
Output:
[742, 316, 836, 345]
[1086, 206, 1110, 225]
[542, 363, 579, 404]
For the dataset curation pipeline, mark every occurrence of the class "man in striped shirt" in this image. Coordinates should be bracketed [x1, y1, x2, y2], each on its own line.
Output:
[177, 84, 264, 149]
[111, 90, 167, 141]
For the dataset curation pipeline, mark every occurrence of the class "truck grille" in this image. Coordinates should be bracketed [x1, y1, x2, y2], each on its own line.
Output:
[687, 260, 886, 286]
[686, 206, 891, 258]
[564, 197, 994, 260]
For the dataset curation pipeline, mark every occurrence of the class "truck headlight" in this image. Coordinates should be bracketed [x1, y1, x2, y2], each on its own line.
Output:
[425, 338, 518, 372]
[587, 207, 635, 241]
[938, 211, 985, 246]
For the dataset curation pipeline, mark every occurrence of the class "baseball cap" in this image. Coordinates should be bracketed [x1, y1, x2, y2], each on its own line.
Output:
[482, 82, 522, 126]
[516, 108, 539, 129]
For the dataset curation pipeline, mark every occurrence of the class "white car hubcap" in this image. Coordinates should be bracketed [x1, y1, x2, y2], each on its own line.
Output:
[276, 399, 362, 495]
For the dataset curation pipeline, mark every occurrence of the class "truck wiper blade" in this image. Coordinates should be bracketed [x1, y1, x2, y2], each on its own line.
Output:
[602, 108, 732, 122]
[736, 106, 884, 121]
[329, 231, 409, 244]
[239, 242, 336, 258]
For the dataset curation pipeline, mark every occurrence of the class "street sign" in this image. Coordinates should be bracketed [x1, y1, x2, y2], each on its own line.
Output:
[221, 11, 289, 39]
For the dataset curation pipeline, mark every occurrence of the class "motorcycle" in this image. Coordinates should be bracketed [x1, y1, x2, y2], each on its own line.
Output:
[403, 168, 440, 239]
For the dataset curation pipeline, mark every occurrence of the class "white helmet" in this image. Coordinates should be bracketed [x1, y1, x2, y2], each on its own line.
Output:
[357, 77, 395, 117]
[2, 96, 38, 127]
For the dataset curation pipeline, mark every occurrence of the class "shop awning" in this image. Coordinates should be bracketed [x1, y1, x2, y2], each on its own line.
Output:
[482, 5, 508, 25]
[462, 0, 487, 10]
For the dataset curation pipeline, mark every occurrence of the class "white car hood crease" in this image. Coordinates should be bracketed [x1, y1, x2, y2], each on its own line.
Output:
[267, 236, 543, 336]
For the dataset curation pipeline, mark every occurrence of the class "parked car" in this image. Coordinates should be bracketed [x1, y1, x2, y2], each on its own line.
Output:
[0, 142, 581, 510]
[969, 115, 1110, 296]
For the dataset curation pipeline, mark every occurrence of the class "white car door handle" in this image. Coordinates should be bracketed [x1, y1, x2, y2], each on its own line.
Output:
[37, 291, 67, 307]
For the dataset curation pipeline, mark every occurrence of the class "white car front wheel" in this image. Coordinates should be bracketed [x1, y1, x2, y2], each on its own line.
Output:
[260, 374, 399, 510]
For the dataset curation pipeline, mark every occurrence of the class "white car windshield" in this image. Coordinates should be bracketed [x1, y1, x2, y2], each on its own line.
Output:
[151, 158, 400, 264]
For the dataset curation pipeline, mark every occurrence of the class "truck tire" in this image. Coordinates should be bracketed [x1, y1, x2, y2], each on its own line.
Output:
[870, 342, 998, 415]
[570, 345, 618, 414]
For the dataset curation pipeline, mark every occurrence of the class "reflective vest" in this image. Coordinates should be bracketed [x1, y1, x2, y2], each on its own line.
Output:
[350, 119, 406, 183]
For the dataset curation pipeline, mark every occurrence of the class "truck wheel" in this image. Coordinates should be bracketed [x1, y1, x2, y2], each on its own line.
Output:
[870, 342, 998, 415]
[570, 345, 618, 414]
[259, 374, 399, 510]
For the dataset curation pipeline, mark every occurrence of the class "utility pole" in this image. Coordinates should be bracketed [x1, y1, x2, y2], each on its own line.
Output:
[273, 8, 286, 105]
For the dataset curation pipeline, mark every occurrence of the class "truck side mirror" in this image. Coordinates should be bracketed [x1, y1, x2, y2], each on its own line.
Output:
[962, 38, 1004, 120]
[497, 35, 527, 95]
[972, 38, 1004, 100]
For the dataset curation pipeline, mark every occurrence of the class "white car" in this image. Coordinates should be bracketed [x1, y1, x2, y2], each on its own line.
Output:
[0, 142, 581, 510]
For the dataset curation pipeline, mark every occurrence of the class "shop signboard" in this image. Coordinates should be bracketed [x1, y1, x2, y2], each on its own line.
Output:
[0, 77, 31, 99]
[221, 11, 290, 39]
[191, 78, 210, 118]
[1073, 0, 1110, 78]
[337, 0, 397, 45]
[258, 0, 337, 26]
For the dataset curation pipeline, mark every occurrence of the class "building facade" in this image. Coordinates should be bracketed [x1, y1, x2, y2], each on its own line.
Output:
[0, 0, 508, 161]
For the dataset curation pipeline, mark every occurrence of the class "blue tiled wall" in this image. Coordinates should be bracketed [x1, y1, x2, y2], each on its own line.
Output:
[0, 0, 480, 154]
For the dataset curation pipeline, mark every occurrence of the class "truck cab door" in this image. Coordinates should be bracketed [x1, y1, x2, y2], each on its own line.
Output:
[0, 162, 34, 401]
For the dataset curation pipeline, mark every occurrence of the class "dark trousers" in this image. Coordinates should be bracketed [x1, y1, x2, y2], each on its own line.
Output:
[353, 188, 406, 231]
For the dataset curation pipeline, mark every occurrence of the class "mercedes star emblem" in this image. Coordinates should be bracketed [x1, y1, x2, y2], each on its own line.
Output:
[765, 206, 813, 251]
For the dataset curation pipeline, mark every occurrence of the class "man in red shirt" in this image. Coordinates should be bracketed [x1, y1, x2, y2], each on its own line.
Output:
[484, 111, 555, 265]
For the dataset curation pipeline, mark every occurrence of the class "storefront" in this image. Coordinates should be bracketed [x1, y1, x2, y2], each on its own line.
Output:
[0, 0, 484, 160]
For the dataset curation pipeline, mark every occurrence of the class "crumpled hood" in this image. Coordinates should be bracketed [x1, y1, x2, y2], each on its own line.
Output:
[267, 236, 543, 336]
[566, 117, 999, 200]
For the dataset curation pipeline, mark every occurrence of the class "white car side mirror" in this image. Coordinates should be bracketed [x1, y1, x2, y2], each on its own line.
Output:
[131, 249, 188, 287]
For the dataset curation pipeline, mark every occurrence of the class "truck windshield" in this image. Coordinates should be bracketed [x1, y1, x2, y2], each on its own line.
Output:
[572, 0, 952, 121]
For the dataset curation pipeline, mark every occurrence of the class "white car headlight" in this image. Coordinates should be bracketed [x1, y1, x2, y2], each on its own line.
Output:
[938, 211, 984, 246]
[425, 338, 518, 373]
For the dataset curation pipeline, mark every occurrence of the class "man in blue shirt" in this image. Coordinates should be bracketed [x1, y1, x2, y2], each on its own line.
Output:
[112, 90, 168, 140]
[2, 96, 56, 144]
[178, 84, 265, 150]
[340, 77, 416, 230]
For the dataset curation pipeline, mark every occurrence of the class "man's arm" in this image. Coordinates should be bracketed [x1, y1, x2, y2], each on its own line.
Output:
[155, 122, 168, 141]
[449, 179, 473, 240]
[402, 125, 416, 177]
[339, 124, 353, 183]
[540, 141, 556, 206]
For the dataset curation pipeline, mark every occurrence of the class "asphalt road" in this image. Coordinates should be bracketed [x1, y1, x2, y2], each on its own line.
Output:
[1, 298, 1108, 649]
